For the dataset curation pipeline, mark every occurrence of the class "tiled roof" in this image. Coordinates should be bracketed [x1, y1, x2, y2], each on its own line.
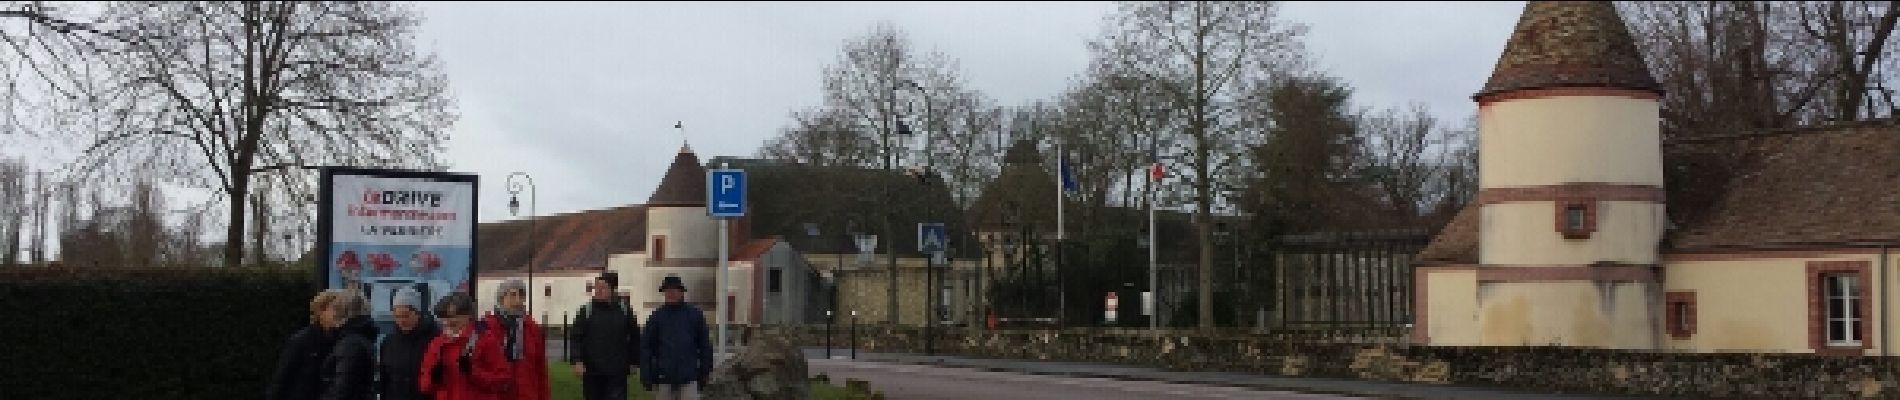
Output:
[477, 205, 647, 273]
[1414, 204, 1480, 265]
[1664, 121, 1900, 250]
[648, 146, 707, 206]
[1475, 1, 1659, 100]
[732, 238, 779, 262]
[739, 161, 970, 256]
[1415, 120, 1900, 265]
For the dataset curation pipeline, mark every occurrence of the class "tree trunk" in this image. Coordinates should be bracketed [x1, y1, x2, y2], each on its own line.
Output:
[224, 173, 250, 269]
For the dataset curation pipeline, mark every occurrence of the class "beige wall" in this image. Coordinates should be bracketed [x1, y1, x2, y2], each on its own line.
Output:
[1479, 202, 1666, 265]
[1663, 252, 1900, 354]
[1423, 269, 1480, 345]
[1478, 96, 1662, 188]
[648, 206, 719, 260]
[1476, 281, 1657, 348]
[474, 273, 597, 326]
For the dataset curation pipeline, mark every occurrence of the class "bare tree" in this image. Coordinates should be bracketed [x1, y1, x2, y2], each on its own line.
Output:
[1622, 1, 1900, 138]
[0, 157, 24, 265]
[2, 1, 455, 268]
[1095, 1, 1308, 329]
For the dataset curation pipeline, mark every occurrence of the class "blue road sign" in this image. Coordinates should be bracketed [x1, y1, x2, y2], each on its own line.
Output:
[708, 169, 746, 217]
[917, 223, 947, 253]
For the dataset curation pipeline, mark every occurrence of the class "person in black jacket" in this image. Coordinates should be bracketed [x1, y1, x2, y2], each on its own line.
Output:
[268, 290, 348, 400]
[569, 274, 642, 400]
[320, 290, 380, 400]
[642, 275, 711, 400]
[379, 286, 440, 400]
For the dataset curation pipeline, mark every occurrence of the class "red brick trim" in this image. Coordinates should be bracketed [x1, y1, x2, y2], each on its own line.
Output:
[1476, 87, 1662, 106]
[1476, 264, 1658, 282]
[1556, 198, 1597, 240]
[1662, 247, 1886, 262]
[653, 235, 668, 262]
[1808, 261, 1871, 356]
[1477, 183, 1665, 205]
[1665, 291, 1697, 339]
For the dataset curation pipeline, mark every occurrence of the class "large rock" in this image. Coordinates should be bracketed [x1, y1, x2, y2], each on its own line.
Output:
[702, 327, 811, 400]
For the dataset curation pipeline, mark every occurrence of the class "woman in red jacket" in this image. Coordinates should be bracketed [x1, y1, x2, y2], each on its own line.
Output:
[420, 292, 512, 400]
[486, 280, 550, 400]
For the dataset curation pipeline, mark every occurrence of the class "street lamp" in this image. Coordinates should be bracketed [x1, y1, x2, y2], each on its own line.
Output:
[506, 172, 536, 315]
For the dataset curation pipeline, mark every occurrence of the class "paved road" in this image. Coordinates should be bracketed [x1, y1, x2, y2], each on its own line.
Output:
[809, 358, 1368, 400]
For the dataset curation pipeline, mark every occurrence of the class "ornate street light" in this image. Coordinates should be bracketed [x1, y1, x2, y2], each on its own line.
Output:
[506, 172, 536, 314]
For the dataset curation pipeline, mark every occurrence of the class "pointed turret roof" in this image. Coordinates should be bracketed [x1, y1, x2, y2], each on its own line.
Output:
[648, 145, 707, 206]
[1474, 1, 1659, 101]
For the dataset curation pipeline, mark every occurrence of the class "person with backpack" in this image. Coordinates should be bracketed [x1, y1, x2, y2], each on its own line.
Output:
[642, 276, 712, 400]
[569, 274, 642, 400]
[267, 290, 347, 400]
[420, 292, 511, 400]
[483, 279, 549, 400]
[319, 290, 380, 400]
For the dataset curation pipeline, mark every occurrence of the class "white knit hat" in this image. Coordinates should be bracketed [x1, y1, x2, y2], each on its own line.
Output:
[393, 286, 423, 310]
[498, 279, 528, 301]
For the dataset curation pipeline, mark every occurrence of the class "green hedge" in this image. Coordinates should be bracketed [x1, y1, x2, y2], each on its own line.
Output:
[0, 268, 317, 400]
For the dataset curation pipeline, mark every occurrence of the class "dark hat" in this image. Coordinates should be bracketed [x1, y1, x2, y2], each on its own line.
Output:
[658, 275, 687, 292]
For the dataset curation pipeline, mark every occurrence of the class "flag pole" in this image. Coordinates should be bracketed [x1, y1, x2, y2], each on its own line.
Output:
[1149, 150, 1159, 331]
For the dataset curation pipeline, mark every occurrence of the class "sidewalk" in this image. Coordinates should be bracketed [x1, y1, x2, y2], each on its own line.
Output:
[800, 348, 1657, 400]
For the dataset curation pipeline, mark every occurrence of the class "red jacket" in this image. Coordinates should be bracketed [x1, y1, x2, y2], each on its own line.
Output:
[419, 323, 512, 400]
[483, 313, 549, 400]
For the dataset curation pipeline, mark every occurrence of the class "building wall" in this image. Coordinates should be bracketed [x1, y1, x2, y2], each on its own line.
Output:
[759, 243, 824, 325]
[1475, 281, 1656, 348]
[1479, 202, 1665, 265]
[1419, 267, 1479, 345]
[473, 272, 599, 327]
[1473, 92, 1663, 349]
[1478, 96, 1662, 187]
[648, 206, 719, 260]
[1662, 251, 1900, 355]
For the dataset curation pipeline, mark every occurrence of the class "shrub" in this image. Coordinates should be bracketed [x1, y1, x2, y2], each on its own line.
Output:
[0, 267, 317, 400]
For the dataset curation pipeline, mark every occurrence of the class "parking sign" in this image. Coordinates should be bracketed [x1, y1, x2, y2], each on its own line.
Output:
[708, 169, 746, 217]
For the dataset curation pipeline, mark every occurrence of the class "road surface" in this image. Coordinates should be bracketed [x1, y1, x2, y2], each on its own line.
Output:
[808, 358, 1368, 400]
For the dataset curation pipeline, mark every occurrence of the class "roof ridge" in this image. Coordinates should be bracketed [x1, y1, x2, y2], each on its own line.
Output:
[1663, 118, 1900, 146]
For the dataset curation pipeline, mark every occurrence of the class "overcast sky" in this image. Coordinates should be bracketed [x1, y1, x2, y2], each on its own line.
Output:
[416, 1, 1525, 223]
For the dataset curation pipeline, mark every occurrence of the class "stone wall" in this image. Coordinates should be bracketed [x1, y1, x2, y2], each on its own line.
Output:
[832, 268, 971, 327]
[770, 325, 1900, 399]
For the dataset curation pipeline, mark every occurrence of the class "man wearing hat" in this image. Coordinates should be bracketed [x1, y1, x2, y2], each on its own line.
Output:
[641, 275, 712, 400]
[485, 279, 549, 400]
[569, 275, 641, 400]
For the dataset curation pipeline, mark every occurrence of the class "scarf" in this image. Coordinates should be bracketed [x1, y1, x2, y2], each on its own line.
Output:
[495, 307, 524, 361]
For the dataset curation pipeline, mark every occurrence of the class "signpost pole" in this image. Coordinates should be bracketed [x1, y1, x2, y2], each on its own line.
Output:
[718, 216, 729, 356]
[708, 164, 746, 360]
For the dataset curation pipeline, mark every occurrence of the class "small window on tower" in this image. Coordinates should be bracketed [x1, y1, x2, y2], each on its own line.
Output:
[1557, 200, 1595, 240]
[769, 269, 783, 293]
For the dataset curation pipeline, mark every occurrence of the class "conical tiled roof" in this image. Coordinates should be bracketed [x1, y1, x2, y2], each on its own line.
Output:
[648, 145, 707, 206]
[1474, 1, 1659, 101]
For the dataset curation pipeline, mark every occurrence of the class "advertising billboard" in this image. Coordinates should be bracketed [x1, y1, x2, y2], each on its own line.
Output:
[317, 168, 478, 323]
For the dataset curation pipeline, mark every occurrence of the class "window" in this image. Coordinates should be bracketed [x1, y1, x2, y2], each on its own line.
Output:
[1564, 206, 1587, 232]
[653, 235, 667, 262]
[1555, 199, 1596, 239]
[1809, 261, 1869, 354]
[1665, 291, 1695, 339]
[1826, 274, 1862, 346]
[768, 269, 783, 293]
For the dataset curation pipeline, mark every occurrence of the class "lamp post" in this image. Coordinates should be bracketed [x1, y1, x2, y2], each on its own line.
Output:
[507, 172, 536, 314]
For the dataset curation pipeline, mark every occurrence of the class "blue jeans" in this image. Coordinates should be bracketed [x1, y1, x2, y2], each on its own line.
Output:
[581, 374, 627, 400]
